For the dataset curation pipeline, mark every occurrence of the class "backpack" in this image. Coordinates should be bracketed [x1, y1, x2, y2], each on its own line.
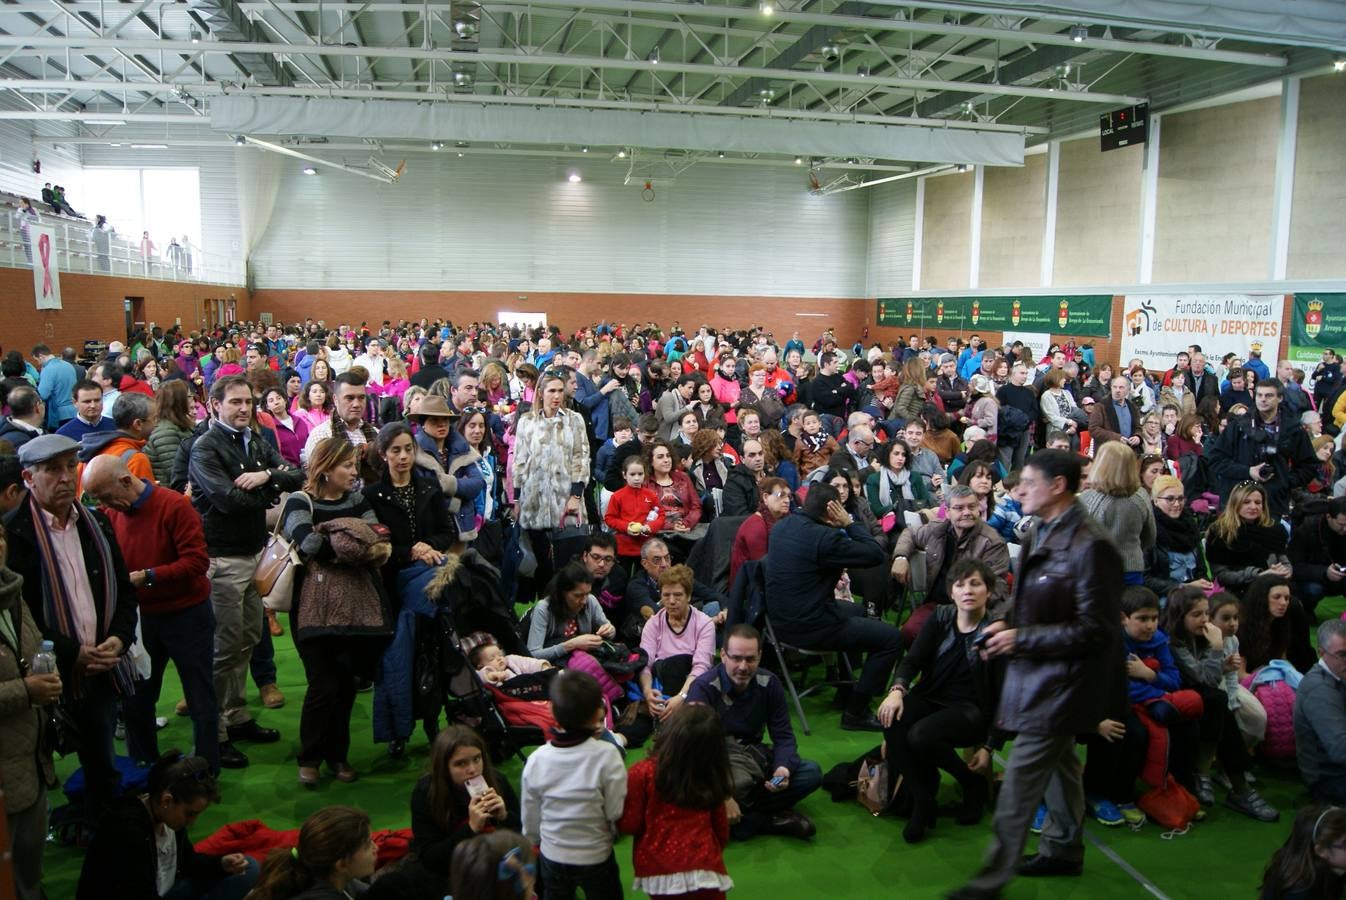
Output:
[1137, 776, 1200, 834]
[608, 384, 639, 427]
[996, 403, 1030, 443]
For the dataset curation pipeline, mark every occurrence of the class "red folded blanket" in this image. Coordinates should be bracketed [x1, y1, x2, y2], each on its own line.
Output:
[196, 819, 412, 867]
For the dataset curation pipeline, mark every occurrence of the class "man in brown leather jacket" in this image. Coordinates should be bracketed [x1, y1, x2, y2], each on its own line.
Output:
[948, 449, 1124, 900]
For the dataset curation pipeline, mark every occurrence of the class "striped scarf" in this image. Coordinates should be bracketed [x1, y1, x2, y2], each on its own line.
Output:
[27, 494, 135, 698]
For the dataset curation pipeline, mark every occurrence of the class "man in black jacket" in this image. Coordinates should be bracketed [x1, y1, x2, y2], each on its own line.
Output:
[764, 484, 901, 732]
[1289, 497, 1346, 616]
[720, 438, 765, 517]
[804, 352, 854, 421]
[949, 450, 1123, 899]
[6, 434, 137, 823]
[1206, 377, 1317, 519]
[188, 375, 303, 768]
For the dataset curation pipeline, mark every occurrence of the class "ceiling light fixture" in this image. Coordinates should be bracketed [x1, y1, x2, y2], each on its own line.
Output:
[794, 156, 803, 165]
[856, 65, 869, 77]
[718, 151, 726, 158]
[233, 135, 246, 146]
[956, 163, 972, 173]
[130, 143, 167, 149]
[581, 145, 590, 153]
[820, 43, 839, 60]
[431, 141, 444, 150]
[617, 149, 628, 158]
[648, 47, 660, 64]
[1070, 24, 1087, 42]
[453, 70, 473, 86]
[302, 166, 318, 175]
[453, 20, 477, 38]
[942, 13, 957, 25]
[759, 0, 774, 14]
[86, 118, 127, 126]
[568, 173, 582, 183]
[1335, 58, 1346, 72]
[189, 27, 201, 44]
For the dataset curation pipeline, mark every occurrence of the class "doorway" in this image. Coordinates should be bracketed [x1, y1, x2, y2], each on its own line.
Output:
[123, 297, 146, 341]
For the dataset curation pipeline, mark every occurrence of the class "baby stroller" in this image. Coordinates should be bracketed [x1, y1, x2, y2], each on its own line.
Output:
[417, 551, 546, 761]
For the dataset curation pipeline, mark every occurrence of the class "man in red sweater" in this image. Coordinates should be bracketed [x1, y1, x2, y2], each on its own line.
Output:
[82, 454, 220, 772]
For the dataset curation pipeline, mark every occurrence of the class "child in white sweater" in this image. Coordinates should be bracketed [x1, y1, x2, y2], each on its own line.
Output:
[521, 669, 628, 898]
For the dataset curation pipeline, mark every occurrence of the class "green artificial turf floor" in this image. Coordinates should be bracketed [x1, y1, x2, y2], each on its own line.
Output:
[44, 597, 1346, 900]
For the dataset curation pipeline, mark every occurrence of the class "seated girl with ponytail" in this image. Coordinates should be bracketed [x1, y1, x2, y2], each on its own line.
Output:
[76, 750, 257, 900]
[249, 806, 378, 900]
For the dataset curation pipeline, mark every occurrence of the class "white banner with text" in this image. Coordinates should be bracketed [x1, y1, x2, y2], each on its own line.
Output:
[1120, 294, 1283, 371]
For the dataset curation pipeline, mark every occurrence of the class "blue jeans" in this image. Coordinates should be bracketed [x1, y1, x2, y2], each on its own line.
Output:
[539, 852, 623, 900]
[69, 679, 120, 824]
[162, 856, 259, 900]
[125, 602, 221, 772]
[250, 623, 277, 688]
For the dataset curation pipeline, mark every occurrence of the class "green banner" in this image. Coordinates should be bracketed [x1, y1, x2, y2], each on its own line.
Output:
[875, 295, 1113, 337]
[1288, 293, 1346, 365]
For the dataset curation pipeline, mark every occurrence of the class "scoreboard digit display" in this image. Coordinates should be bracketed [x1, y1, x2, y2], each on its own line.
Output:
[1100, 103, 1149, 152]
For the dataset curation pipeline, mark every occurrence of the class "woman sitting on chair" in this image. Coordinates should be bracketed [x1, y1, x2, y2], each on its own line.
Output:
[877, 558, 1004, 845]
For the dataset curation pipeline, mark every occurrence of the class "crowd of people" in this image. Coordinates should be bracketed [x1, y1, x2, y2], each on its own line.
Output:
[0, 317, 1344, 899]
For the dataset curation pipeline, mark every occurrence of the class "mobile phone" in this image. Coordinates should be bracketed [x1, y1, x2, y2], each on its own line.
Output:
[768, 775, 786, 788]
[465, 775, 489, 798]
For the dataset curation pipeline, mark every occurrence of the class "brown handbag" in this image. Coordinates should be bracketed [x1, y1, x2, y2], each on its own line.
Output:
[253, 492, 312, 612]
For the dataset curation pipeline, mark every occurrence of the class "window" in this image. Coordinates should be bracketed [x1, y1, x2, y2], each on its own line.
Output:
[71, 167, 201, 253]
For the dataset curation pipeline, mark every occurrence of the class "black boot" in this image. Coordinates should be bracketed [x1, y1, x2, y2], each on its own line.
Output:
[956, 775, 990, 826]
[903, 791, 936, 844]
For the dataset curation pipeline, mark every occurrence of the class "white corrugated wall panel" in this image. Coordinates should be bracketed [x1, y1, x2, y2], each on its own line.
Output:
[0, 97, 82, 198]
[79, 132, 244, 269]
[249, 153, 869, 297]
[866, 178, 917, 297]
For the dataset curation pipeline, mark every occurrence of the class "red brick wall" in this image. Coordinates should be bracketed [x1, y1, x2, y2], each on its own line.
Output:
[0, 266, 248, 353]
[250, 290, 870, 344]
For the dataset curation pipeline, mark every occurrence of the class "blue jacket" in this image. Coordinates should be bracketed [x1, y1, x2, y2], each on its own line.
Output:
[415, 429, 485, 540]
[36, 357, 77, 427]
[957, 348, 985, 381]
[1123, 627, 1182, 703]
[373, 563, 440, 743]
[764, 512, 885, 636]
[295, 353, 315, 384]
[574, 371, 611, 441]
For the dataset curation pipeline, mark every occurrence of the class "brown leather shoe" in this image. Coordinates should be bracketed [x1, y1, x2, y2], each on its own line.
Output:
[298, 765, 320, 786]
[259, 684, 285, 709]
[174, 698, 189, 717]
[266, 608, 284, 637]
[331, 762, 357, 783]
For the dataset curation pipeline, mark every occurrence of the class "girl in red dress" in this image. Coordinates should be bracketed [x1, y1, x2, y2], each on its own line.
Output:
[619, 704, 734, 899]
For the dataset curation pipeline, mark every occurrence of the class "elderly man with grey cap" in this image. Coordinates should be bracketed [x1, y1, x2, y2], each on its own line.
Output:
[4, 433, 137, 825]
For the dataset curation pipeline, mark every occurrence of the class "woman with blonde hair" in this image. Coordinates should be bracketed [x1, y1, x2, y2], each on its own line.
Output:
[1079, 441, 1155, 585]
[1204, 481, 1291, 596]
[892, 356, 929, 424]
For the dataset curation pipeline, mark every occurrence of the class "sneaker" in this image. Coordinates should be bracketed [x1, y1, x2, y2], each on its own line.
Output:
[1226, 788, 1280, 823]
[155, 717, 169, 730]
[1088, 797, 1125, 827]
[1193, 808, 1207, 822]
[1194, 773, 1215, 806]
[1030, 804, 1048, 834]
[1117, 804, 1145, 827]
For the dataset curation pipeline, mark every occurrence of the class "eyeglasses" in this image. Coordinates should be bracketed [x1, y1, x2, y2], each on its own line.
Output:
[1155, 494, 1185, 503]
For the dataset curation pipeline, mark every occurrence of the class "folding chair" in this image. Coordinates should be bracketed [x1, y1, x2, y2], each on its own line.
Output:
[894, 547, 928, 627]
[762, 614, 855, 736]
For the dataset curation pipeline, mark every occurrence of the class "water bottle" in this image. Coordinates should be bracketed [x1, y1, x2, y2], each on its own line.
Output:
[30, 640, 56, 676]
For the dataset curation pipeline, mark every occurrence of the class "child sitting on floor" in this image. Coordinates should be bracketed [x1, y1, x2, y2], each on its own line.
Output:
[1122, 585, 1203, 798]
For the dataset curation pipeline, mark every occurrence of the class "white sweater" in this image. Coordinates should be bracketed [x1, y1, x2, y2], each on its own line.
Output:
[521, 738, 627, 865]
